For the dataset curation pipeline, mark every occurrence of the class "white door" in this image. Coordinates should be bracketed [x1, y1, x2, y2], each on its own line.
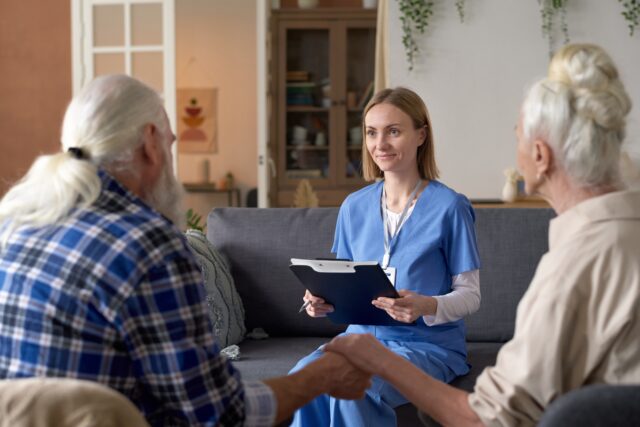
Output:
[71, 0, 176, 170]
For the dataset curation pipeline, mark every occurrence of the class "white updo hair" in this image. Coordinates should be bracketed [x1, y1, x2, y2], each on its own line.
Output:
[0, 75, 165, 247]
[521, 43, 632, 188]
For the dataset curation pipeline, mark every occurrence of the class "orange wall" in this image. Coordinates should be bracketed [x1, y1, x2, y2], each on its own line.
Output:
[0, 1, 71, 196]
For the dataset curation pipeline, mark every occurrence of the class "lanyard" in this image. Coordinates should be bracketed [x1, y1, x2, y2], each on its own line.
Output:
[381, 180, 422, 269]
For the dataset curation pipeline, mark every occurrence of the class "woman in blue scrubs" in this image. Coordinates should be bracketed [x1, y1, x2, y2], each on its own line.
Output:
[290, 87, 481, 427]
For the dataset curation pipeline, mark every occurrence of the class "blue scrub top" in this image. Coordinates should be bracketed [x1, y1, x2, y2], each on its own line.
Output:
[332, 180, 481, 373]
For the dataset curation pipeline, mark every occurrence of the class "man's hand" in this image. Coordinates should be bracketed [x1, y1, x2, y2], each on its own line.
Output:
[303, 289, 334, 317]
[324, 333, 484, 427]
[263, 348, 371, 424]
[318, 352, 372, 399]
[373, 290, 437, 323]
[323, 333, 395, 376]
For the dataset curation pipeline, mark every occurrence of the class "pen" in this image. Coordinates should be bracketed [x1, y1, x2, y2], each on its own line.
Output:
[298, 300, 311, 313]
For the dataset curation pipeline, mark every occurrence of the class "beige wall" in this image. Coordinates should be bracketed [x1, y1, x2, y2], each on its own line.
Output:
[176, 0, 257, 213]
[0, 1, 71, 196]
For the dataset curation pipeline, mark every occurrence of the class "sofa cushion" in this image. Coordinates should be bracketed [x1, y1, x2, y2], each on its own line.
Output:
[185, 229, 246, 348]
[233, 337, 329, 381]
[208, 208, 346, 337]
[466, 208, 555, 342]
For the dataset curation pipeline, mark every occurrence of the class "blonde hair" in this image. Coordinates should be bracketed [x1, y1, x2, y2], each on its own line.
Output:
[0, 75, 166, 248]
[361, 87, 439, 182]
[522, 43, 632, 188]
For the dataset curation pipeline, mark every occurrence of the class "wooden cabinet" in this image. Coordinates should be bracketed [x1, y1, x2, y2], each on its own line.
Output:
[269, 8, 376, 207]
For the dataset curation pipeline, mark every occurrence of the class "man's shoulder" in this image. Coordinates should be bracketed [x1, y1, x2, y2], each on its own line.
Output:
[80, 191, 187, 260]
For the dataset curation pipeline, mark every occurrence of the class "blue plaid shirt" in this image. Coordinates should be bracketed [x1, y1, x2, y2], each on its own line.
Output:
[0, 171, 275, 426]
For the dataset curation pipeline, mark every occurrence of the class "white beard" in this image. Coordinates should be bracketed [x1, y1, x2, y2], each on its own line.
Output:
[145, 159, 186, 229]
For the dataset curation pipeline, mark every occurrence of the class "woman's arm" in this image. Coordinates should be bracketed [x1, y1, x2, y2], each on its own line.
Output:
[324, 334, 485, 427]
[424, 269, 481, 325]
[372, 269, 480, 324]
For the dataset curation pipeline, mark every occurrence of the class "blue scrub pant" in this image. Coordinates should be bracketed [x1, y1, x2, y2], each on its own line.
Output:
[289, 338, 458, 427]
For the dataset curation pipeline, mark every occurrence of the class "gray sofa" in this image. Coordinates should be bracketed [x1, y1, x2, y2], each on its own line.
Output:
[207, 207, 555, 425]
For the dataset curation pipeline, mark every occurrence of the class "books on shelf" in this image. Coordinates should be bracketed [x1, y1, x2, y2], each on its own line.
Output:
[287, 82, 316, 106]
[287, 70, 310, 82]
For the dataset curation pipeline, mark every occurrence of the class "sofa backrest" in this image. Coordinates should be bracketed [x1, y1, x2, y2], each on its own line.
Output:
[208, 208, 345, 337]
[207, 207, 555, 341]
[468, 208, 555, 342]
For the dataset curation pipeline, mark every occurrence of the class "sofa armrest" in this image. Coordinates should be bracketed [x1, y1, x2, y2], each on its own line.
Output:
[538, 384, 640, 427]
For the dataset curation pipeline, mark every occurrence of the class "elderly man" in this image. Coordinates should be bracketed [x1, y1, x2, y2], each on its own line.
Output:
[0, 74, 369, 426]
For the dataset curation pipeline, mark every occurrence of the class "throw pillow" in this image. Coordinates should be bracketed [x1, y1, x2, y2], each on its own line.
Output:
[184, 229, 246, 349]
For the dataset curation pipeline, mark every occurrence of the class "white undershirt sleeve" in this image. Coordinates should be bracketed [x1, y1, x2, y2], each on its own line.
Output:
[422, 269, 480, 326]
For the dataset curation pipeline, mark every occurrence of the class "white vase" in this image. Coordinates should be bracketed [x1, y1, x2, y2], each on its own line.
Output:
[501, 180, 518, 203]
[298, 0, 319, 9]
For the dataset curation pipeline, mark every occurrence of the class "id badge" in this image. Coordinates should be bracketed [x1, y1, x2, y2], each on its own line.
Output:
[383, 266, 397, 287]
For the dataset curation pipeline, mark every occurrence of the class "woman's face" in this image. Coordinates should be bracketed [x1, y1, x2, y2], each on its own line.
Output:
[364, 103, 425, 177]
[516, 114, 537, 195]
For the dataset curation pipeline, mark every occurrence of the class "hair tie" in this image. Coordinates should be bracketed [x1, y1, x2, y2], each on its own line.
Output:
[67, 147, 86, 160]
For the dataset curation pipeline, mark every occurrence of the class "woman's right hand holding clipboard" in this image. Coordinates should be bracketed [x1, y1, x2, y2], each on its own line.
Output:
[302, 290, 335, 317]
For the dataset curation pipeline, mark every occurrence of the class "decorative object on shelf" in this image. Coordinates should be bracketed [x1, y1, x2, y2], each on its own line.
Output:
[225, 172, 235, 190]
[297, 0, 319, 9]
[397, 0, 434, 71]
[201, 159, 210, 183]
[177, 88, 218, 153]
[292, 125, 309, 145]
[293, 179, 319, 208]
[619, 0, 640, 35]
[349, 126, 363, 146]
[315, 132, 327, 146]
[501, 168, 519, 203]
[539, 0, 570, 57]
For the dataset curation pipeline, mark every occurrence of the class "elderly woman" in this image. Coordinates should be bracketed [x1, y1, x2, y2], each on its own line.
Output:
[323, 43, 640, 426]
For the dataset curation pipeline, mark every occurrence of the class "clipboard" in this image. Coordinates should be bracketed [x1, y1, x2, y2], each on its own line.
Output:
[289, 258, 408, 326]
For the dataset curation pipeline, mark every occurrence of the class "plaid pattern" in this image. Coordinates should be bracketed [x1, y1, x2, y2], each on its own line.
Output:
[0, 171, 275, 426]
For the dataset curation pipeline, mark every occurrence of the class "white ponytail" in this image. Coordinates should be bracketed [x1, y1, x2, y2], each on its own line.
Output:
[0, 74, 165, 248]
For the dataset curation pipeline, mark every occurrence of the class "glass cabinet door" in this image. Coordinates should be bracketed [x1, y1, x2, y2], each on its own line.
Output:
[282, 27, 331, 182]
[344, 25, 376, 182]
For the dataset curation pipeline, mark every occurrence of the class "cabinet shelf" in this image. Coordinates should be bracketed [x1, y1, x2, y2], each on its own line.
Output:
[270, 9, 376, 207]
[286, 145, 329, 150]
[287, 106, 329, 113]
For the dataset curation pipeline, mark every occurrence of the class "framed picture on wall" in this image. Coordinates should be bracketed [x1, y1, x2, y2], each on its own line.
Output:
[177, 87, 218, 153]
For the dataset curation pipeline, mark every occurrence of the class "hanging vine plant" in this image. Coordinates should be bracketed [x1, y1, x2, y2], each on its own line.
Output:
[539, 0, 570, 57]
[619, 0, 640, 35]
[397, 0, 435, 71]
[455, 0, 466, 23]
[397, 0, 467, 71]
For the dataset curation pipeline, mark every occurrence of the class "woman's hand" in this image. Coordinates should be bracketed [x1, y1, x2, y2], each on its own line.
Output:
[303, 289, 334, 317]
[323, 333, 398, 376]
[372, 290, 437, 323]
